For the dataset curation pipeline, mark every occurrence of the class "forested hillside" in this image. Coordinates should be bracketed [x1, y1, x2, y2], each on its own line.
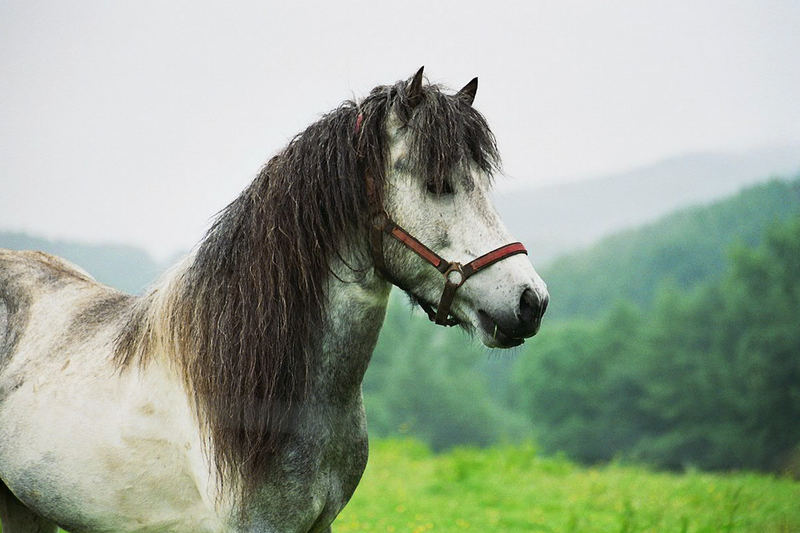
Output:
[541, 177, 800, 321]
[514, 214, 800, 473]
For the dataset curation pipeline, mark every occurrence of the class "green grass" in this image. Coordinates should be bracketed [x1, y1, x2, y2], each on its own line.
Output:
[3, 439, 797, 532]
[333, 439, 800, 532]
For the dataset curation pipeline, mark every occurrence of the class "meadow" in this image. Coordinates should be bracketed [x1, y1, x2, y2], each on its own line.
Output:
[333, 439, 800, 532]
[4, 438, 796, 532]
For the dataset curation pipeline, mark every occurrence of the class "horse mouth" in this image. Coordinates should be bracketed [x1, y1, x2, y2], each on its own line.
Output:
[477, 310, 525, 348]
[406, 294, 526, 348]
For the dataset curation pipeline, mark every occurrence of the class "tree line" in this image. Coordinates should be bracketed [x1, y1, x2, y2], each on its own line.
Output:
[513, 214, 800, 472]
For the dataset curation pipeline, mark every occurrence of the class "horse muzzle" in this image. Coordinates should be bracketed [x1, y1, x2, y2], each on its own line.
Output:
[477, 287, 549, 348]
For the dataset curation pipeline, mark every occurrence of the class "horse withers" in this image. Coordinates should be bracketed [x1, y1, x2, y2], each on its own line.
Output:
[0, 68, 548, 532]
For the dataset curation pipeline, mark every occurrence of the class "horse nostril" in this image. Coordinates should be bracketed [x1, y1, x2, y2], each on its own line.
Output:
[518, 288, 537, 325]
[516, 288, 547, 337]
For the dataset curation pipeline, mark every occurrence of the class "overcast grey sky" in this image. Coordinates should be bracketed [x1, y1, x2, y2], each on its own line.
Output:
[2, 0, 799, 258]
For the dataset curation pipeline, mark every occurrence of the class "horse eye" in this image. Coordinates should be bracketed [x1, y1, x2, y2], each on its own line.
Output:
[426, 178, 454, 196]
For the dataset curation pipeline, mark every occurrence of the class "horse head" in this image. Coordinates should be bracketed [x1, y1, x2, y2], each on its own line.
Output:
[365, 67, 549, 348]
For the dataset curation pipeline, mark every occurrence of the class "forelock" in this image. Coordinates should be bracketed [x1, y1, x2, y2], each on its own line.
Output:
[389, 81, 500, 187]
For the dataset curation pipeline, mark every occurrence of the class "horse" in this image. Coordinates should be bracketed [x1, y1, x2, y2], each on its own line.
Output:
[0, 67, 549, 532]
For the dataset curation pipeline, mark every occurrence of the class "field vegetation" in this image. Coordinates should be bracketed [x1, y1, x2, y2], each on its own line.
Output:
[335, 439, 800, 532]
[6, 440, 798, 533]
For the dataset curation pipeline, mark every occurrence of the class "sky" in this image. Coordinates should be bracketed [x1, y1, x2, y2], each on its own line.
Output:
[1, 0, 799, 259]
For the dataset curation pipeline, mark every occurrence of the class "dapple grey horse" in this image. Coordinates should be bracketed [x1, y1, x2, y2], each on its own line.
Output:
[0, 68, 547, 532]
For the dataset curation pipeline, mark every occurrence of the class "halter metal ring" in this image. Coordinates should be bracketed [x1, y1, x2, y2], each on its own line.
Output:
[443, 262, 466, 288]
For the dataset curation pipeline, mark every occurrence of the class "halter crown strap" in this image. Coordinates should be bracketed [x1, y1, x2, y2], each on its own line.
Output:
[359, 116, 527, 327]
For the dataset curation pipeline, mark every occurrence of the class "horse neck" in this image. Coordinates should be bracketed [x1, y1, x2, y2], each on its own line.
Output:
[140, 248, 391, 398]
[311, 253, 391, 401]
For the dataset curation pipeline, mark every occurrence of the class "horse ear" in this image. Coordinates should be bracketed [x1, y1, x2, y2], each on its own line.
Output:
[406, 66, 425, 107]
[457, 77, 478, 106]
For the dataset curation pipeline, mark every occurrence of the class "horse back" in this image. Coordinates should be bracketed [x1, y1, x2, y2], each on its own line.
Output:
[0, 248, 131, 369]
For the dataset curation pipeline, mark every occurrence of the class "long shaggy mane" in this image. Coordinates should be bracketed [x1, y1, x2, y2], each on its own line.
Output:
[114, 73, 500, 503]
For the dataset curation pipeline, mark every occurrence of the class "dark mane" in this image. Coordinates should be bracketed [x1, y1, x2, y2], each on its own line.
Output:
[114, 74, 500, 503]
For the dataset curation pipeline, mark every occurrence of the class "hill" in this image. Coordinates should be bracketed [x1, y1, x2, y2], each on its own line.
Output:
[495, 145, 800, 265]
[540, 177, 800, 321]
[0, 232, 160, 294]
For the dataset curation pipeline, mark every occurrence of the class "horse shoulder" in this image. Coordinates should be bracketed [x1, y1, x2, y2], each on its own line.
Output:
[0, 250, 231, 531]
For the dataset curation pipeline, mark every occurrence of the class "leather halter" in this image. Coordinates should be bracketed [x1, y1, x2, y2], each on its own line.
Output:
[364, 172, 527, 326]
[356, 112, 527, 326]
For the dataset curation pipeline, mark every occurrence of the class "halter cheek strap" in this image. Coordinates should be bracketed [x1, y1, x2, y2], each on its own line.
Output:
[357, 113, 527, 326]
[365, 173, 527, 326]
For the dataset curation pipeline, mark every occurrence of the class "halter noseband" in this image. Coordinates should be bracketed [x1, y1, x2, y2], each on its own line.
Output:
[364, 172, 527, 327]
